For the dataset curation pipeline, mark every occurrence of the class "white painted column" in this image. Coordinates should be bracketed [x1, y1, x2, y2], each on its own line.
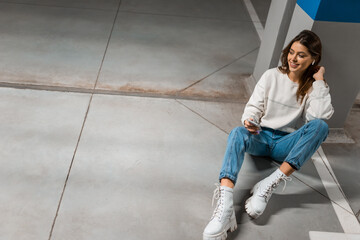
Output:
[252, 0, 297, 82]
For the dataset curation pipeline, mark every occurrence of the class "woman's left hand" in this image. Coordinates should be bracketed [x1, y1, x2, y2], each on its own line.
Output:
[313, 66, 325, 80]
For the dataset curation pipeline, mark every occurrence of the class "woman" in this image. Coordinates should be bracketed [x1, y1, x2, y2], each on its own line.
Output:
[203, 30, 334, 240]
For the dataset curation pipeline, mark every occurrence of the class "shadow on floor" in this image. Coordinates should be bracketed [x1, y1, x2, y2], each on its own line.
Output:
[227, 188, 335, 239]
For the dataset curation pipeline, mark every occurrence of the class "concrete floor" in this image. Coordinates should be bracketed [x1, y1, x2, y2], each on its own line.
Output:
[323, 107, 360, 222]
[0, 0, 359, 240]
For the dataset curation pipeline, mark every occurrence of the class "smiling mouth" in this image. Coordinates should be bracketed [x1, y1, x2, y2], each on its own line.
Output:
[289, 62, 299, 68]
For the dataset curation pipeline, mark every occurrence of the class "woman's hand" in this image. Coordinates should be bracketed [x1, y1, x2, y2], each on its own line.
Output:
[313, 66, 325, 81]
[244, 118, 260, 135]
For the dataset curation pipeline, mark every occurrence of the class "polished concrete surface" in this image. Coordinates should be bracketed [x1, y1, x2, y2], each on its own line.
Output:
[0, 0, 358, 239]
[323, 108, 360, 222]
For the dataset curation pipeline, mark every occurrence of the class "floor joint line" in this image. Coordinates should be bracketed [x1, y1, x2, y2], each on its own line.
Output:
[177, 47, 259, 94]
[0, 83, 248, 103]
[175, 99, 229, 135]
[118, 9, 258, 23]
[48, 1, 123, 238]
[0, 1, 116, 12]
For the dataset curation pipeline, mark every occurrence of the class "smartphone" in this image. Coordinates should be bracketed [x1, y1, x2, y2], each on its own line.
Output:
[247, 119, 262, 130]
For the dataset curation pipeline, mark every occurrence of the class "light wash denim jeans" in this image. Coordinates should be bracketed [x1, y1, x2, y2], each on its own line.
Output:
[219, 119, 329, 185]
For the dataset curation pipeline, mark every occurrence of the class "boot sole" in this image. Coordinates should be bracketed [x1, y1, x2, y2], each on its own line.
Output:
[203, 216, 237, 240]
[245, 185, 260, 219]
[245, 196, 260, 219]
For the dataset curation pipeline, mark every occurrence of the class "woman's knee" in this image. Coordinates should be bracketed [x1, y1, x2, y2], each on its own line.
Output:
[228, 126, 249, 141]
[309, 119, 329, 138]
[230, 126, 248, 137]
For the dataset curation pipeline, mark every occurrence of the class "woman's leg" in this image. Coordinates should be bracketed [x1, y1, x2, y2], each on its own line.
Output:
[245, 119, 329, 219]
[271, 119, 329, 169]
[279, 162, 295, 176]
[219, 126, 269, 187]
[204, 127, 269, 240]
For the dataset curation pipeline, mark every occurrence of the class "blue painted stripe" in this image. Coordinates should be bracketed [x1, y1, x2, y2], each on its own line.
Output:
[297, 0, 321, 20]
[297, 0, 360, 23]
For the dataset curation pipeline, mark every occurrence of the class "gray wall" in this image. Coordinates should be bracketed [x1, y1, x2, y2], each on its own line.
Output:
[312, 21, 360, 128]
[282, 4, 314, 51]
[253, 0, 296, 81]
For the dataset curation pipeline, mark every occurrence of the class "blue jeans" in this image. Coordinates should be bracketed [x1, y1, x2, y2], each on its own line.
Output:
[219, 119, 329, 185]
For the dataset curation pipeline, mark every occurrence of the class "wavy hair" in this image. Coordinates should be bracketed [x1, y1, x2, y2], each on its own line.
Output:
[278, 30, 322, 104]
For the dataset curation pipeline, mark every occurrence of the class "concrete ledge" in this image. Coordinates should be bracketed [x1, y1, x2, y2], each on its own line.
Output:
[309, 231, 360, 240]
[325, 128, 355, 144]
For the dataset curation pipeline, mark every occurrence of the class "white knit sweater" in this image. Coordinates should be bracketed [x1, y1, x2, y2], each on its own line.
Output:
[241, 68, 334, 133]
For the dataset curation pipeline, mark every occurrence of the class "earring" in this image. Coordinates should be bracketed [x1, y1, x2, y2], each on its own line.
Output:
[312, 60, 315, 65]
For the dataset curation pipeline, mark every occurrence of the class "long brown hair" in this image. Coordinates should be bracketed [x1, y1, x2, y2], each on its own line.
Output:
[279, 30, 322, 104]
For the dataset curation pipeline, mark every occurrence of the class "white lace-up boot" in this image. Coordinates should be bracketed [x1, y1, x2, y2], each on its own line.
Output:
[203, 184, 237, 240]
[245, 169, 291, 219]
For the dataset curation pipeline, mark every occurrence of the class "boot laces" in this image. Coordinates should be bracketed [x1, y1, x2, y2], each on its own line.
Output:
[260, 175, 292, 202]
[211, 183, 224, 220]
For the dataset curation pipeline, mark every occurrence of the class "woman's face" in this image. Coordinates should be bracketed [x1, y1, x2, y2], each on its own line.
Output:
[287, 41, 314, 75]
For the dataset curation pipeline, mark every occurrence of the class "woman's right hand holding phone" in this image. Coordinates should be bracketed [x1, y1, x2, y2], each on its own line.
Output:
[244, 118, 260, 135]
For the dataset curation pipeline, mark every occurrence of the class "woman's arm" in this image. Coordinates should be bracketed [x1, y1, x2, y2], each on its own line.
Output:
[305, 66, 334, 121]
[241, 72, 267, 126]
